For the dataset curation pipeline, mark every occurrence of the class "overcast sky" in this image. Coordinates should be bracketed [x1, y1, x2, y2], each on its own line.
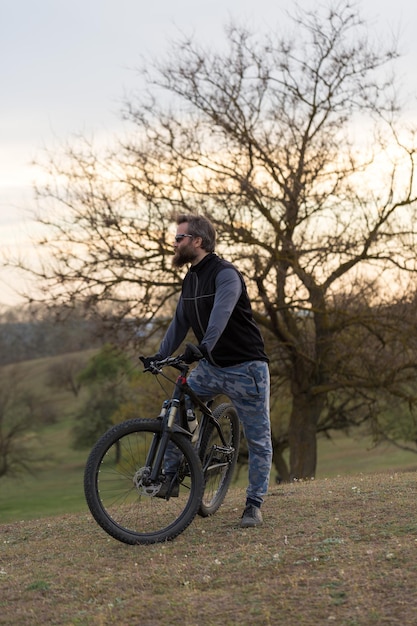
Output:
[1, 0, 417, 305]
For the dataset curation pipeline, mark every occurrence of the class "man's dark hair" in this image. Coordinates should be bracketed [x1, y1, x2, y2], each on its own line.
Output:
[177, 214, 216, 253]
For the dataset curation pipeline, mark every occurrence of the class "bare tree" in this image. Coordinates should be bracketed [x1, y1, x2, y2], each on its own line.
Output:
[0, 367, 47, 478]
[47, 356, 84, 397]
[17, 2, 417, 478]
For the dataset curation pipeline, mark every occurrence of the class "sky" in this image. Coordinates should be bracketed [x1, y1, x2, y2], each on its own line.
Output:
[1, 0, 417, 306]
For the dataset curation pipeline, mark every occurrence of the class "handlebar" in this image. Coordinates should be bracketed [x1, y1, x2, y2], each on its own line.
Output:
[140, 354, 186, 374]
[139, 344, 203, 375]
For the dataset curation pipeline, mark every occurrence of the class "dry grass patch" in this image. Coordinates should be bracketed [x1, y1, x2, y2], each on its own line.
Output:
[1, 471, 417, 625]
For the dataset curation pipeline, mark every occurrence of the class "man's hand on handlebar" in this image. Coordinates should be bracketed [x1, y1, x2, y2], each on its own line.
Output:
[140, 344, 206, 371]
[183, 343, 205, 364]
[139, 354, 162, 372]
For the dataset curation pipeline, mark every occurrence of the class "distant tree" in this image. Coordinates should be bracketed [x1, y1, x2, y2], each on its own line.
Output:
[0, 367, 47, 478]
[72, 389, 123, 448]
[71, 344, 135, 447]
[76, 344, 132, 385]
[18, 1, 417, 478]
[47, 355, 86, 397]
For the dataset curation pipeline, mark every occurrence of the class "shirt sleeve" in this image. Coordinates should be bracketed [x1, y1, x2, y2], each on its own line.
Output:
[201, 267, 242, 355]
[158, 297, 190, 357]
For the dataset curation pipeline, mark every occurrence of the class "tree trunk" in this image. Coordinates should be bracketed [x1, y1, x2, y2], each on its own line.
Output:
[288, 390, 325, 480]
[272, 445, 290, 483]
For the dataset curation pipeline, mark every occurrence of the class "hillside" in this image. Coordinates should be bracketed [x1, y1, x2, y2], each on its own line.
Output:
[1, 472, 416, 625]
[1, 346, 417, 525]
[0, 318, 102, 366]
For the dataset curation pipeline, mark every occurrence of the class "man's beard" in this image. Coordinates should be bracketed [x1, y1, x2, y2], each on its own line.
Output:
[172, 245, 198, 268]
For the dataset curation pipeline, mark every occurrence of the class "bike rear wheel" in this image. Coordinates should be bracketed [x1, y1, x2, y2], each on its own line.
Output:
[84, 418, 204, 544]
[198, 403, 240, 517]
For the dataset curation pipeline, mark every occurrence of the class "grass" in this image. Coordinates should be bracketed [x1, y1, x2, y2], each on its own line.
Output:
[1, 472, 417, 625]
[1, 348, 417, 623]
[1, 347, 417, 523]
[1, 417, 417, 524]
[316, 431, 417, 477]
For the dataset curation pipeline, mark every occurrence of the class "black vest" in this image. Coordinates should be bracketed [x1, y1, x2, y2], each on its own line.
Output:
[181, 254, 269, 367]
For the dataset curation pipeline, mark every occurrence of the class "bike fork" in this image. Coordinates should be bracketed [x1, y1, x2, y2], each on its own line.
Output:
[147, 401, 180, 482]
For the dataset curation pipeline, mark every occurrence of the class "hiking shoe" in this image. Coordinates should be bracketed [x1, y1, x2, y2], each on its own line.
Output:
[240, 504, 263, 528]
[154, 475, 179, 499]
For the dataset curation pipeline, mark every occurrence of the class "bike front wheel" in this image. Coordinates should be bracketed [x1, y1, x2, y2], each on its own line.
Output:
[84, 418, 204, 544]
[198, 403, 240, 517]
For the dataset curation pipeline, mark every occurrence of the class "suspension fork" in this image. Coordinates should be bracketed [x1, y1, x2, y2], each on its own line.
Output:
[147, 377, 185, 482]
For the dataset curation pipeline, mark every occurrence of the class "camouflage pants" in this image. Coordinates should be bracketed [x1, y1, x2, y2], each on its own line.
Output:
[165, 359, 273, 505]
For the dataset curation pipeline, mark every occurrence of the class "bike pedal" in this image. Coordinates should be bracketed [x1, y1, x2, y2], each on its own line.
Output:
[154, 477, 179, 499]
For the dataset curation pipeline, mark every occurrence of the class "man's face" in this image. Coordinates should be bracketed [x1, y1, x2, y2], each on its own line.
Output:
[172, 224, 199, 268]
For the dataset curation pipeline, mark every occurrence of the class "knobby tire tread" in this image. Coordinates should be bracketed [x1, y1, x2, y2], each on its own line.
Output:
[84, 418, 204, 544]
[198, 403, 240, 517]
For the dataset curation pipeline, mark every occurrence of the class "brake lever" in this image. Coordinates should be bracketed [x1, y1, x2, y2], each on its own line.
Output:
[139, 355, 162, 374]
[140, 354, 188, 374]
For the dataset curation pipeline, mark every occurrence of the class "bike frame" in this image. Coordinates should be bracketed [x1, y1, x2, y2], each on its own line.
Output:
[84, 354, 240, 543]
[145, 357, 229, 483]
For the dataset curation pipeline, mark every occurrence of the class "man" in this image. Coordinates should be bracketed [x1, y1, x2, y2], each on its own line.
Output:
[143, 214, 272, 528]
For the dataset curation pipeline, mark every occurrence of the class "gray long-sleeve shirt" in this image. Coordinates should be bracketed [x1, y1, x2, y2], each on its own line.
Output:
[159, 267, 242, 358]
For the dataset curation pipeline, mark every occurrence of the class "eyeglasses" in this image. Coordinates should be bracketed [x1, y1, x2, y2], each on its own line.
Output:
[174, 234, 193, 243]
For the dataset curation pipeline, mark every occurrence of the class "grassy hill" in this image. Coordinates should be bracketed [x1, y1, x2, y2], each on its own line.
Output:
[1, 350, 417, 624]
[0, 349, 417, 524]
[1, 472, 416, 625]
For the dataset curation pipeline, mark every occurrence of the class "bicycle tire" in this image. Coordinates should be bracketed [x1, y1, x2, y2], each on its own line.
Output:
[84, 418, 204, 544]
[198, 403, 240, 517]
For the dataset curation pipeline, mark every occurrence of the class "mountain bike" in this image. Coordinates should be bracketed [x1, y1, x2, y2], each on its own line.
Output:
[84, 347, 240, 545]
